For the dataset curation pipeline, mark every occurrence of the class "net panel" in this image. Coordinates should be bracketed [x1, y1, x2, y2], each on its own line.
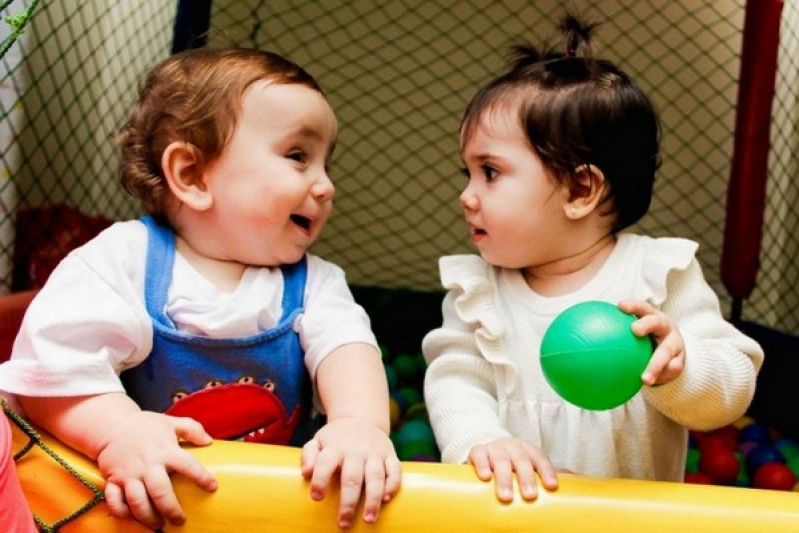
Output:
[0, 0, 796, 334]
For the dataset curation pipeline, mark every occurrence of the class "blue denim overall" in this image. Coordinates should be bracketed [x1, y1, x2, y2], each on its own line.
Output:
[122, 216, 315, 446]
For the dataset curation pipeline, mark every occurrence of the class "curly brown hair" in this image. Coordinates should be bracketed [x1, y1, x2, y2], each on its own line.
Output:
[116, 47, 325, 218]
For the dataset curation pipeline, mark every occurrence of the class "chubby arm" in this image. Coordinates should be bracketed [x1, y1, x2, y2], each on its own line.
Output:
[633, 259, 764, 430]
[19, 392, 216, 530]
[300, 342, 401, 529]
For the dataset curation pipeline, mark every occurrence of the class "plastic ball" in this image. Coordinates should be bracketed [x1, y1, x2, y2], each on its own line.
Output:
[397, 440, 439, 461]
[390, 390, 410, 415]
[388, 398, 401, 429]
[738, 440, 760, 458]
[395, 386, 422, 408]
[738, 423, 771, 446]
[404, 402, 429, 422]
[540, 301, 653, 410]
[392, 419, 436, 449]
[685, 447, 701, 474]
[787, 456, 799, 478]
[698, 429, 738, 453]
[774, 438, 799, 462]
[393, 354, 419, 380]
[746, 445, 785, 477]
[684, 472, 713, 485]
[699, 447, 739, 485]
[753, 463, 796, 491]
[733, 415, 755, 429]
[384, 363, 399, 391]
[735, 454, 750, 486]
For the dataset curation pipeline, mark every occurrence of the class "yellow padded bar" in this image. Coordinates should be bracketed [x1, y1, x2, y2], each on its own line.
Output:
[9, 414, 799, 532]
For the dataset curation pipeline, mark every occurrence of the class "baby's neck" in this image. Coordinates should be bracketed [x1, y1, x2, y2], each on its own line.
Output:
[175, 236, 246, 293]
[522, 233, 616, 296]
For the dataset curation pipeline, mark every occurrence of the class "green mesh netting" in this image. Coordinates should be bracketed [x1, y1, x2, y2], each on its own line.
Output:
[0, 0, 797, 334]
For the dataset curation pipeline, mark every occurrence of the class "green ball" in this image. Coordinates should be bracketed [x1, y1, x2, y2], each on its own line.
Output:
[393, 354, 419, 380]
[540, 301, 653, 411]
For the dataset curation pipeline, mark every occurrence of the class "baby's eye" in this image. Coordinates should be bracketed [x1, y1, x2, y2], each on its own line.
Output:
[287, 150, 308, 163]
[482, 164, 498, 181]
[460, 167, 470, 180]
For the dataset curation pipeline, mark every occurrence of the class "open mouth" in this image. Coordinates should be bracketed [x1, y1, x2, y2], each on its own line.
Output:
[290, 214, 312, 231]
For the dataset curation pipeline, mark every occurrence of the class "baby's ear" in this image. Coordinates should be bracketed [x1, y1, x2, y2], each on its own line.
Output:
[162, 141, 213, 211]
[563, 164, 606, 220]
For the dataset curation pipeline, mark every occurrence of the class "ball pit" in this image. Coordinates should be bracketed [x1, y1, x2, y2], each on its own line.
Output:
[382, 346, 440, 462]
[687, 417, 798, 491]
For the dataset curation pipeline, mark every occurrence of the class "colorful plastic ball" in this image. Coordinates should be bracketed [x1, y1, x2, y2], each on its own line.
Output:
[746, 445, 785, 476]
[395, 386, 422, 408]
[412, 352, 428, 374]
[787, 456, 799, 478]
[684, 472, 714, 485]
[388, 398, 401, 429]
[410, 454, 439, 463]
[397, 440, 439, 461]
[733, 415, 755, 429]
[393, 354, 419, 380]
[699, 447, 739, 485]
[774, 438, 799, 462]
[392, 420, 436, 449]
[735, 455, 750, 487]
[753, 463, 796, 491]
[685, 447, 701, 474]
[738, 423, 771, 446]
[540, 301, 653, 410]
[384, 363, 399, 391]
[404, 402, 429, 422]
[390, 390, 410, 415]
[698, 429, 738, 453]
[738, 440, 760, 458]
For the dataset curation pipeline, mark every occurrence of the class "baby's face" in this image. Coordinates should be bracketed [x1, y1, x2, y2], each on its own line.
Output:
[199, 81, 338, 267]
[458, 111, 566, 270]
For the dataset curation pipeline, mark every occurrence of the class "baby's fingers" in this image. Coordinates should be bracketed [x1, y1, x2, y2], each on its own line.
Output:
[468, 445, 494, 482]
[359, 456, 391, 524]
[104, 481, 133, 521]
[120, 476, 165, 530]
[643, 342, 685, 385]
[383, 455, 402, 500]
[336, 457, 365, 529]
[168, 450, 218, 494]
[143, 467, 186, 527]
[171, 416, 214, 447]
[306, 442, 342, 502]
[300, 438, 322, 478]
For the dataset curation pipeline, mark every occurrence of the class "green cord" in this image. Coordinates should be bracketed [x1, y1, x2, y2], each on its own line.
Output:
[3, 400, 106, 532]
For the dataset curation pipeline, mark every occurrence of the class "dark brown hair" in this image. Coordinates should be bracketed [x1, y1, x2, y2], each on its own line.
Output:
[460, 14, 661, 231]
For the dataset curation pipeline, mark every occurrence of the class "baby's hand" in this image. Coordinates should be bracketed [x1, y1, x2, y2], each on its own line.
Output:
[618, 299, 686, 386]
[300, 418, 401, 529]
[96, 411, 217, 530]
[468, 437, 558, 503]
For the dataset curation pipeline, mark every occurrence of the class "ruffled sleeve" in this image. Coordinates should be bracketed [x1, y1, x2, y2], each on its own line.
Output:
[422, 255, 515, 463]
[633, 236, 697, 306]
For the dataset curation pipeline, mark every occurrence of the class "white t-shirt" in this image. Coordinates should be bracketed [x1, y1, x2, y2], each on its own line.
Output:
[0, 220, 377, 409]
